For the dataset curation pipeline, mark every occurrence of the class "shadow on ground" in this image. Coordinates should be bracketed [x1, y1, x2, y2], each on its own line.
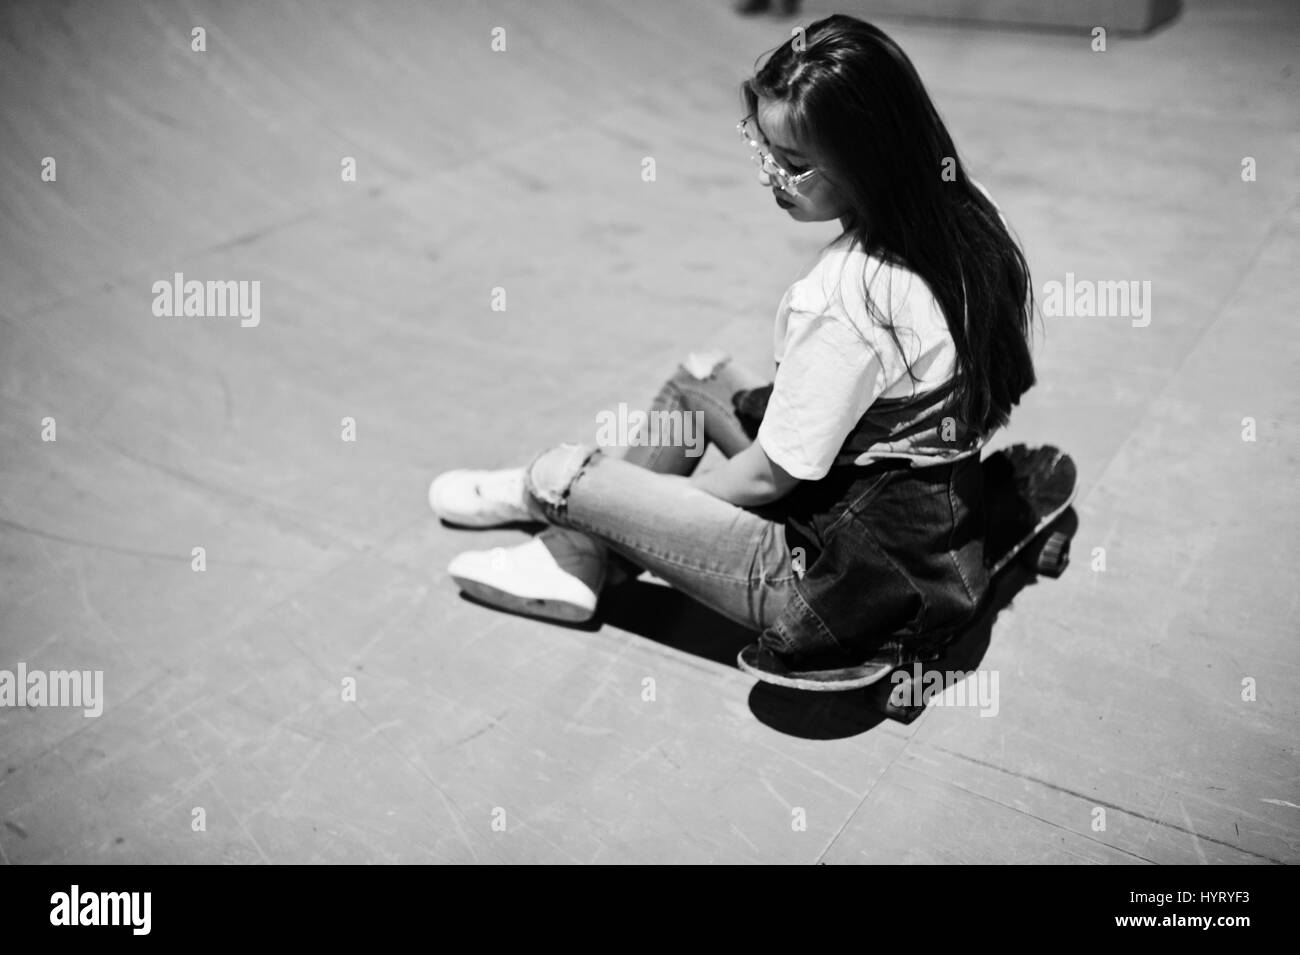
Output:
[602, 510, 1079, 739]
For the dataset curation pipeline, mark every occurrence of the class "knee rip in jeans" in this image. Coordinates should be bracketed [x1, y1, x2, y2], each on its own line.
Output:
[525, 443, 600, 512]
[680, 350, 732, 381]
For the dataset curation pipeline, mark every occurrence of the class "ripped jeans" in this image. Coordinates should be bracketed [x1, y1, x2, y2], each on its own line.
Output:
[523, 354, 800, 631]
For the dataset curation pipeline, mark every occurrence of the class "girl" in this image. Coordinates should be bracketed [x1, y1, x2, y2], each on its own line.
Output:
[429, 15, 1036, 688]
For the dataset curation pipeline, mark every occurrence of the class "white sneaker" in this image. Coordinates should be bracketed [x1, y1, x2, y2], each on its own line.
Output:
[447, 535, 604, 623]
[429, 468, 532, 528]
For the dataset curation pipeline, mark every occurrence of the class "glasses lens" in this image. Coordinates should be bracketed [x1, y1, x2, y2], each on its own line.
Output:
[765, 158, 793, 191]
[740, 118, 802, 195]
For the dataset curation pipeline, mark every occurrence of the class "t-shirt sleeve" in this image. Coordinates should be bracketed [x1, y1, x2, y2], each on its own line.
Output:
[756, 310, 889, 481]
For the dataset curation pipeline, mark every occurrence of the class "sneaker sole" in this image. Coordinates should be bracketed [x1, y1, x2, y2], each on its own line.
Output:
[436, 514, 532, 530]
[451, 575, 597, 623]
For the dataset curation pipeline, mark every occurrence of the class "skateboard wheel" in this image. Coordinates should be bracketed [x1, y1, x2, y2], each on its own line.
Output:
[1035, 531, 1071, 578]
[877, 670, 929, 724]
[882, 701, 927, 724]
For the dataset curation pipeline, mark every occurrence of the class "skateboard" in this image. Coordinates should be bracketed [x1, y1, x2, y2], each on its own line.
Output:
[738, 444, 1077, 721]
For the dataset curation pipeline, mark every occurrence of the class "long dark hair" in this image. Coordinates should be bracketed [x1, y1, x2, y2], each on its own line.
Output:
[743, 15, 1035, 434]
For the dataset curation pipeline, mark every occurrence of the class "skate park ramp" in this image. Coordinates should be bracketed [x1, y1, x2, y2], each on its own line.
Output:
[1, 0, 1297, 863]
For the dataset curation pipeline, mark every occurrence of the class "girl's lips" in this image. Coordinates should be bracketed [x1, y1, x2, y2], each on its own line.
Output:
[774, 192, 794, 209]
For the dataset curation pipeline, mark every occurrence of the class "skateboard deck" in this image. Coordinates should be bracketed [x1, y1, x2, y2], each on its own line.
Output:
[738, 444, 1077, 716]
[980, 444, 1076, 579]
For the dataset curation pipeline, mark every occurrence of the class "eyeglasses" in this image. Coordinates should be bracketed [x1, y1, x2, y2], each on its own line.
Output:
[736, 117, 819, 197]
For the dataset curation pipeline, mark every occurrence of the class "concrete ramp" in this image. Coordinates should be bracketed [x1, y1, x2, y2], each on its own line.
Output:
[1, 0, 1297, 864]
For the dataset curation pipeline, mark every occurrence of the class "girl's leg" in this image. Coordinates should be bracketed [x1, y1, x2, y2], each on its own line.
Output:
[617, 351, 767, 474]
[551, 352, 768, 589]
[446, 353, 786, 626]
[432, 352, 766, 528]
[525, 444, 797, 632]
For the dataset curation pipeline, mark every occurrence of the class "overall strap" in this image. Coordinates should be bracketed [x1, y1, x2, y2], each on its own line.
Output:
[836, 379, 980, 465]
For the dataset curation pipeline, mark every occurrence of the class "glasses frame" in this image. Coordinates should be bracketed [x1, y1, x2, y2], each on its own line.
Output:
[736, 117, 819, 197]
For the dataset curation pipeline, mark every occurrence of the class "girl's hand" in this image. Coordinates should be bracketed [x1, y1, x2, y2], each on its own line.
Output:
[731, 383, 774, 439]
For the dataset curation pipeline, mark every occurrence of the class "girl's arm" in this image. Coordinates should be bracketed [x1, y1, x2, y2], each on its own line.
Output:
[689, 440, 800, 507]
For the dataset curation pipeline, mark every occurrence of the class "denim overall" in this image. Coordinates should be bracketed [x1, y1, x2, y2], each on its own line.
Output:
[758, 382, 990, 669]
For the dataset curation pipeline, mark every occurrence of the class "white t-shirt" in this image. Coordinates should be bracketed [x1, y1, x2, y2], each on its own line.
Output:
[756, 236, 959, 481]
